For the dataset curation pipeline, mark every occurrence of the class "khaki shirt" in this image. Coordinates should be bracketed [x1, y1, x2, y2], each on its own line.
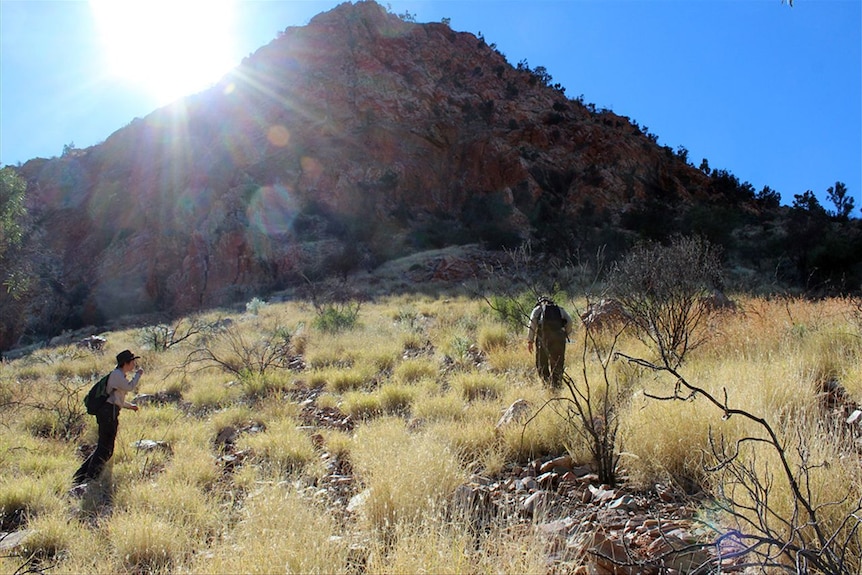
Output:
[527, 303, 573, 343]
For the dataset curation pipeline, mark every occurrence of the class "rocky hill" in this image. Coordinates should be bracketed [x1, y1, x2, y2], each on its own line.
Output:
[3, 1, 858, 352]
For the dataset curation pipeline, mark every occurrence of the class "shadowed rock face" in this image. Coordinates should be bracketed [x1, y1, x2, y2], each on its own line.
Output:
[6, 0, 712, 350]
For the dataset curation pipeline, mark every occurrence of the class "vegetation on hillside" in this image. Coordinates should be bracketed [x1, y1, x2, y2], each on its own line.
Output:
[1, 250, 860, 572]
[2, 0, 859, 354]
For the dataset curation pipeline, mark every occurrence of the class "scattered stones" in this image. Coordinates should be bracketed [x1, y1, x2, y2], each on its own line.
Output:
[588, 484, 617, 504]
[521, 490, 554, 518]
[452, 483, 498, 530]
[215, 449, 251, 471]
[580, 299, 631, 332]
[539, 454, 572, 474]
[817, 378, 862, 448]
[300, 404, 354, 432]
[495, 399, 531, 429]
[133, 391, 182, 406]
[0, 530, 33, 553]
[132, 439, 172, 453]
[608, 495, 637, 511]
[213, 421, 265, 455]
[68, 483, 89, 498]
[77, 335, 107, 350]
[700, 290, 737, 312]
[402, 339, 435, 360]
[347, 489, 371, 513]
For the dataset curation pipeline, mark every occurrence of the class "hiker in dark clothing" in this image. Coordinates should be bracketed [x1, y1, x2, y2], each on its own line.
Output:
[73, 349, 142, 487]
[527, 297, 573, 388]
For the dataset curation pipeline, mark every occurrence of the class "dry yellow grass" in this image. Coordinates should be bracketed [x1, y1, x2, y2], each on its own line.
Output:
[0, 294, 859, 573]
[187, 484, 346, 574]
[350, 417, 466, 536]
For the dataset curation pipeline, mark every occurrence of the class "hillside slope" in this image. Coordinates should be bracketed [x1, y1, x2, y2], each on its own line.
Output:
[6, 1, 858, 352]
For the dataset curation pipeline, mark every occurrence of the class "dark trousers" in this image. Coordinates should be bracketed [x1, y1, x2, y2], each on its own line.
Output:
[73, 403, 119, 484]
[536, 334, 566, 388]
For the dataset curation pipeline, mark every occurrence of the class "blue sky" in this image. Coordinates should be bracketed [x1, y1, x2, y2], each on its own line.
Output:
[1, 0, 859, 210]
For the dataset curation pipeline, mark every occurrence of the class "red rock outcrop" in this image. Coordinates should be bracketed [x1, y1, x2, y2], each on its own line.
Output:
[5, 0, 716, 350]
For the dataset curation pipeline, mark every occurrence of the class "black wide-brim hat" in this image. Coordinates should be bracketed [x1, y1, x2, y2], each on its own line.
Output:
[116, 349, 140, 365]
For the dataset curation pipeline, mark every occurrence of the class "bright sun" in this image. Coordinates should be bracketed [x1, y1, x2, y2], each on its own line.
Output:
[90, 0, 237, 105]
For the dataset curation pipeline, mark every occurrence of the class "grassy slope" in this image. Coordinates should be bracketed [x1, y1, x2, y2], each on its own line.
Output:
[1, 293, 860, 573]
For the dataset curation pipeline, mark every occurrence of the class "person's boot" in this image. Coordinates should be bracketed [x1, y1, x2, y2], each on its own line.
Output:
[68, 483, 89, 498]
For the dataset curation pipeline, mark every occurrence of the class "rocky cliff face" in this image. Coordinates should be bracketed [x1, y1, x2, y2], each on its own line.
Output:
[6, 0, 714, 350]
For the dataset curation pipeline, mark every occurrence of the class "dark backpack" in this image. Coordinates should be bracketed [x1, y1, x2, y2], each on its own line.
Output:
[539, 304, 566, 337]
[83, 373, 111, 415]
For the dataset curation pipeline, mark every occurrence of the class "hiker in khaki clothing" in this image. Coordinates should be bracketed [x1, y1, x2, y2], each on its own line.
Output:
[527, 297, 573, 388]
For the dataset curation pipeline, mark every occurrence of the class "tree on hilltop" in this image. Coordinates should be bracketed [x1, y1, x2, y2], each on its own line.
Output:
[826, 181, 855, 221]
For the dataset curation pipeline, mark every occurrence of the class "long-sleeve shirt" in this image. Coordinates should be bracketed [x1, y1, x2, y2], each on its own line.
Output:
[107, 368, 141, 409]
[527, 304, 574, 343]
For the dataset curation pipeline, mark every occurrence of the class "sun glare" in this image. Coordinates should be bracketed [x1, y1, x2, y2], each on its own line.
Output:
[90, 0, 237, 105]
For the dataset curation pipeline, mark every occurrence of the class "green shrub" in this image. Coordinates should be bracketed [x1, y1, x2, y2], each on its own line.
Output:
[313, 303, 361, 333]
[246, 297, 267, 315]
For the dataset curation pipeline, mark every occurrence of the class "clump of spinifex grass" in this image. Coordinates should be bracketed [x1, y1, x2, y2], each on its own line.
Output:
[0, 477, 60, 532]
[393, 357, 438, 384]
[451, 372, 505, 401]
[106, 509, 192, 572]
[237, 416, 316, 478]
[350, 417, 465, 541]
[187, 484, 347, 573]
[19, 511, 78, 560]
[477, 323, 509, 353]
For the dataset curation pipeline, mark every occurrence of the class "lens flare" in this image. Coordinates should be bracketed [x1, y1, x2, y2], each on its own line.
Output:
[267, 125, 291, 147]
[247, 184, 297, 237]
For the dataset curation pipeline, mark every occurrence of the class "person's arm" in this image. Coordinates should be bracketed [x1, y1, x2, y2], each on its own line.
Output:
[108, 369, 140, 393]
[526, 306, 540, 351]
[107, 369, 142, 409]
[562, 308, 574, 338]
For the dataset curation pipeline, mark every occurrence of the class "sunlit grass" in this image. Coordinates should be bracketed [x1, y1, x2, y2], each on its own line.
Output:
[393, 357, 437, 384]
[237, 416, 316, 477]
[376, 381, 415, 415]
[114, 478, 224, 542]
[0, 294, 859, 573]
[187, 484, 346, 574]
[322, 365, 375, 393]
[108, 509, 192, 572]
[451, 371, 505, 401]
[186, 375, 243, 411]
[412, 390, 464, 422]
[0, 476, 61, 530]
[350, 418, 465, 537]
[20, 511, 78, 560]
[477, 322, 509, 353]
[341, 390, 383, 420]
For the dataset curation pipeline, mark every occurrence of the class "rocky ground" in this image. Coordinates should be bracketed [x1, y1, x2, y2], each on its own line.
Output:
[198, 381, 730, 575]
[4, 353, 860, 573]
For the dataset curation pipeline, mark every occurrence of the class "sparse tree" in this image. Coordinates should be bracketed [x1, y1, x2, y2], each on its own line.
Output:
[0, 167, 29, 301]
[138, 316, 215, 352]
[826, 181, 855, 220]
[607, 235, 723, 368]
[0, 167, 26, 262]
[180, 323, 297, 381]
[792, 190, 826, 215]
[607, 233, 860, 574]
[755, 185, 781, 209]
[554, 310, 633, 486]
